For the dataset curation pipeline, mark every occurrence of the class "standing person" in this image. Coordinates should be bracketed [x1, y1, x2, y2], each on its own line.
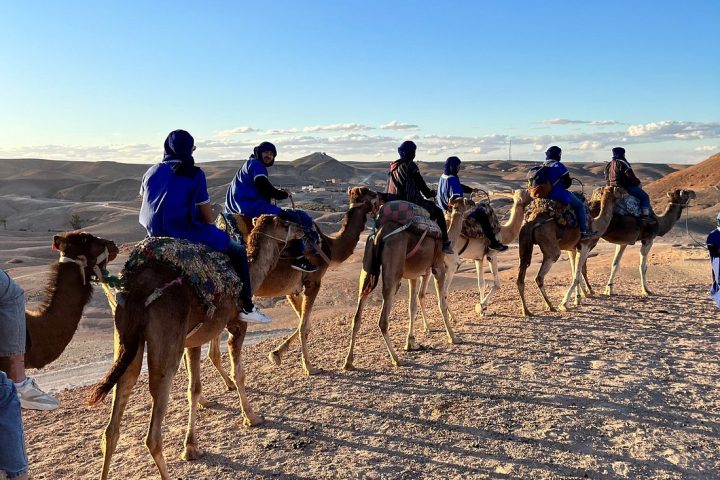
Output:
[386, 141, 454, 254]
[225, 141, 318, 273]
[605, 146, 655, 222]
[0, 268, 58, 411]
[0, 370, 28, 479]
[707, 212, 720, 309]
[541, 146, 597, 239]
[436, 156, 508, 252]
[139, 129, 271, 324]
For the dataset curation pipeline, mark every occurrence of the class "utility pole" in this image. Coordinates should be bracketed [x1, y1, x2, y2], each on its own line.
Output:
[508, 138, 512, 161]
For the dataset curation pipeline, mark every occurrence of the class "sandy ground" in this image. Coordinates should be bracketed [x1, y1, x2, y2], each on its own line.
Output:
[19, 241, 720, 480]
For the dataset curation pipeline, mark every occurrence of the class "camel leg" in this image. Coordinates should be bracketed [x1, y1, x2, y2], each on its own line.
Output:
[560, 246, 586, 311]
[406, 279, 421, 351]
[343, 289, 369, 371]
[268, 293, 303, 366]
[207, 334, 235, 393]
[581, 261, 594, 297]
[639, 239, 654, 296]
[574, 247, 592, 306]
[298, 285, 321, 376]
[604, 244, 627, 296]
[100, 337, 145, 480]
[378, 279, 403, 367]
[535, 244, 560, 312]
[145, 323, 186, 480]
[517, 236, 534, 317]
[227, 320, 264, 427]
[181, 347, 204, 461]
[434, 268, 459, 344]
[443, 257, 460, 323]
[417, 274, 432, 332]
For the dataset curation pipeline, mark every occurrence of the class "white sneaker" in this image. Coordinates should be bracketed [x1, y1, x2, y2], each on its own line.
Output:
[239, 306, 272, 324]
[16, 377, 60, 411]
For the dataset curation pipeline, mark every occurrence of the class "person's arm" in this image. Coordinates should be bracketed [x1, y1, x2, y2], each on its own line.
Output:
[198, 203, 216, 224]
[412, 168, 435, 198]
[255, 176, 289, 200]
[460, 183, 474, 194]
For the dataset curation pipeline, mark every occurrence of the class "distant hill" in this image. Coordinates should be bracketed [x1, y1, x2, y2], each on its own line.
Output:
[292, 152, 358, 181]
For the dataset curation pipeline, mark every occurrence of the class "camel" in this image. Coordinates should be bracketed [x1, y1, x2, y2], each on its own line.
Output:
[417, 189, 532, 326]
[581, 188, 696, 297]
[23, 232, 119, 369]
[516, 186, 623, 316]
[342, 197, 471, 370]
[88, 215, 304, 480]
[204, 186, 380, 379]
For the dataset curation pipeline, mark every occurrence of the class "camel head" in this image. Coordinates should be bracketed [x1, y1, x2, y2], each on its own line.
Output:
[514, 188, 533, 207]
[347, 186, 380, 214]
[601, 185, 627, 201]
[52, 232, 119, 283]
[247, 214, 306, 257]
[448, 196, 475, 216]
[666, 189, 696, 207]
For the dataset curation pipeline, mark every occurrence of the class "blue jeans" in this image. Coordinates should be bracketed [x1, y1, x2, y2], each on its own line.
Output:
[0, 269, 25, 357]
[549, 189, 589, 231]
[0, 371, 28, 479]
[225, 240, 253, 311]
[625, 185, 650, 210]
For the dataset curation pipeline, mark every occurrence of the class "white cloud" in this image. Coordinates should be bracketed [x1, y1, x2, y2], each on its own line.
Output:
[542, 118, 619, 126]
[303, 123, 372, 132]
[695, 145, 717, 152]
[379, 120, 420, 130]
[215, 126, 258, 137]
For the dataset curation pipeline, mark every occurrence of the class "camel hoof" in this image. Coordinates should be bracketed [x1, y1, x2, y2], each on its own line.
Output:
[268, 351, 282, 366]
[342, 361, 355, 371]
[521, 308, 533, 317]
[197, 395, 212, 409]
[225, 383, 237, 392]
[449, 336, 462, 345]
[243, 413, 265, 428]
[558, 304, 569, 312]
[303, 366, 321, 376]
[181, 444, 204, 461]
[603, 289, 613, 296]
[545, 305, 556, 312]
[392, 359, 406, 368]
[405, 342, 421, 351]
[474, 303, 486, 316]
[641, 290, 653, 297]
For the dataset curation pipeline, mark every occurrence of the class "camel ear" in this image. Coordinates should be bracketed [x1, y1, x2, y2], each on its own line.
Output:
[347, 186, 353, 199]
[666, 191, 672, 198]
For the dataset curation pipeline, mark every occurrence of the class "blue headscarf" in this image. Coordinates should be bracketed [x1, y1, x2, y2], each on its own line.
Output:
[162, 129, 198, 178]
[545, 145, 562, 161]
[444, 156, 461, 175]
[612, 147, 626, 160]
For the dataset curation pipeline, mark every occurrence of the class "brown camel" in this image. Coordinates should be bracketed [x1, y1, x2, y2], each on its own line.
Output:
[88, 215, 304, 480]
[342, 198, 469, 370]
[203, 186, 379, 381]
[418, 189, 533, 325]
[582, 188, 696, 297]
[23, 232, 119, 369]
[516, 186, 623, 316]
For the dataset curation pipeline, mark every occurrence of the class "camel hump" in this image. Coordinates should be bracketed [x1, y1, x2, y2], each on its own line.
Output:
[124, 237, 243, 317]
[461, 202, 501, 239]
[525, 196, 589, 229]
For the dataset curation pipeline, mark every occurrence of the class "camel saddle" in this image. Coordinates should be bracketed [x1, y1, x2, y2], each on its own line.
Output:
[461, 202, 501, 239]
[375, 200, 442, 238]
[590, 187, 644, 217]
[123, 237, 242, 318]
[525, 193, 592, 229]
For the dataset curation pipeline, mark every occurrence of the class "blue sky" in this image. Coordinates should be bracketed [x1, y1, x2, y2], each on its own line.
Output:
[1, 1, 718, 164]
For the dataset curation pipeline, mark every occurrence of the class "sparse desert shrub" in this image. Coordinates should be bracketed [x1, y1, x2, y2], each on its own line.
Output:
[69, 214, 85, 230]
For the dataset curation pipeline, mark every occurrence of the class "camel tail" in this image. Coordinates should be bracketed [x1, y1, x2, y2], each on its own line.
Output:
[359, 228, 385, 296]
[87, 294, 146, 405]
[518, 223, 535, 270]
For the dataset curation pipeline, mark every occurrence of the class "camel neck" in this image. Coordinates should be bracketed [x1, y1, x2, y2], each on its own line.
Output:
[656, 202, 685, 236]
[500, 197, 527, 244]
[24, 263, 93, 369]
[321, 204, 370, 264]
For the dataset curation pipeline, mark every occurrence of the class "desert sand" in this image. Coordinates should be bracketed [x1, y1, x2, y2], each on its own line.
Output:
[1, 154, 719, 479]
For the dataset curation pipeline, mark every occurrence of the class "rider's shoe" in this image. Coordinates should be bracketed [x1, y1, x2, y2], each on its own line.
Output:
[291, 257, 319, 273]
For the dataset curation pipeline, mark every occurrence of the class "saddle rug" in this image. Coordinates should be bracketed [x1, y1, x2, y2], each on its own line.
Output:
[376, 200, 441, 238]
[525, 193, 592, 229]
[461, 202, 501, 239]
[123, 237, 242, 317]
[216, 212, 321, 256]
[591, 187, 642, 217]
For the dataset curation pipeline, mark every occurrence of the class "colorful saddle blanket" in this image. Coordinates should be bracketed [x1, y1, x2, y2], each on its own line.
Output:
[123, 237, 242, 318]
[525, 192, 592, 229]
[216, 212, 321, 255]
[376, 201, 441, 237]
[461, 202, 501, 239]
[591, 187, 641, 216]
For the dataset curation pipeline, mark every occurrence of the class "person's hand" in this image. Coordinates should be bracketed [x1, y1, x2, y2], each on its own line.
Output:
[428, 189, 437, 198]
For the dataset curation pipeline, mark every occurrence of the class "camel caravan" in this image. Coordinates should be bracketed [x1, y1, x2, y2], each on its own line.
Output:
[6, 134, 697, 480]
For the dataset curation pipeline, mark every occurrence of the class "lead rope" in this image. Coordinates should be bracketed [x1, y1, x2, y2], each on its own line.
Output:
[683, 203, 707, 248]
